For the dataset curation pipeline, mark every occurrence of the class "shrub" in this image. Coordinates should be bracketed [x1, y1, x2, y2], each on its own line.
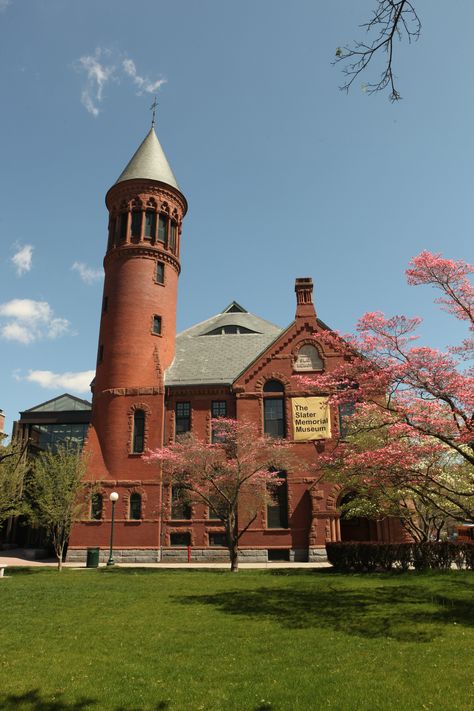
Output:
[325, 541, 474, 572]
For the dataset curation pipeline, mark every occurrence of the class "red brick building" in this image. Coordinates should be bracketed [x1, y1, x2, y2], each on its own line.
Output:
[68, 125, 401, 563]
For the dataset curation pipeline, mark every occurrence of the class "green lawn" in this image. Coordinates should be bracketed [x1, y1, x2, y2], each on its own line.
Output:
[1, 568, 473, 711]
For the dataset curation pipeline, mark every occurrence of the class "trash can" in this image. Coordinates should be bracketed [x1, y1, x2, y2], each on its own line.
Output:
[86, 547, 100, 568]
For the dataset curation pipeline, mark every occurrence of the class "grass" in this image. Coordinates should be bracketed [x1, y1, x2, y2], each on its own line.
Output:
[0, 568, 473, 711]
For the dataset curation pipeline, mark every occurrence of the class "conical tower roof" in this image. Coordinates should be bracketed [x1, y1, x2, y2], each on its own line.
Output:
[115, 127, 180, 190]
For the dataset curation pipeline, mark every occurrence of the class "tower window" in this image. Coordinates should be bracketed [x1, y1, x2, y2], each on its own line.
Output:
[102, 296, 108, 313]
[144, 210, 156, 240]
[90, 493, 103, 520]
[132, 409, 145, 453]
[131, 211, 142, 240]
[119, 213, 128, 242]
[158, 214, 168, 243]
[108, 218, 116, 249]
[156, 261, 165, 284]
[169, 221, 177, 252]
[176, 402, 191, 434]
[152, 315, 162, 335]
[129, 493, 142, 520]
[98, 345, 104, 364]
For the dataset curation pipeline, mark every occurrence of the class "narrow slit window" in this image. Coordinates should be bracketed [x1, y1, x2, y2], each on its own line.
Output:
[98, 345, 104, 364]
[132, 410, 145, 453]
[152, 315, 162, 335]
[156, 261, 165, 284]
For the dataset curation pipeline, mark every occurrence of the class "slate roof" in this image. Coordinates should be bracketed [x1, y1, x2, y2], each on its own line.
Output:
[165, 303, 284, 386]
[115, 127, 180, 191]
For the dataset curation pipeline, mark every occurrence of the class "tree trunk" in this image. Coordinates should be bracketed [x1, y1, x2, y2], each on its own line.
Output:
[56, 542, 64, 572]
[230, 545, 239, 572]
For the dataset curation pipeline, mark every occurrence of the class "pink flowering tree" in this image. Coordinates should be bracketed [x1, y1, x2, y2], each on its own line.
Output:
[303, 251, 474, 531]
[146, 418, 294, 572]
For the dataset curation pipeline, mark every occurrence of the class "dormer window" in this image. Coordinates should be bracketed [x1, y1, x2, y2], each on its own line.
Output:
[205, 325, 258, 335]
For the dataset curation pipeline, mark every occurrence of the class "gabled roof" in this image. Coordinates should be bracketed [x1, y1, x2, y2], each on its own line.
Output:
[25, 394, 92, 413]
[165, 306, 283, 386]
[115, 127, 180, 190]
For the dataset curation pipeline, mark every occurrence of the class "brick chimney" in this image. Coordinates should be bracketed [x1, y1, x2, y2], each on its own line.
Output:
[295, 277, 316, 319]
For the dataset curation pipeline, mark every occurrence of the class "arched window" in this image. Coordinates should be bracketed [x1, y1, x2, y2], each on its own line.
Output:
[144, 210, 156, 240]
[294, 345, 324, 372]
[263, 380, 285, 438]
[169, 221, 177, 252]
[263, 380, 285, 393]
[158, 214, 168, 243]
[129, 493, 142, 520]
[131, 210, 142, 242]
[132, 410, 145, 453]
[90, 493, 103, 520]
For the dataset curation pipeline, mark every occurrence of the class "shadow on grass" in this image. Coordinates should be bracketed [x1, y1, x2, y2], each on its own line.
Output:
[99, 567, 229, 576]
[175, 582, 474, 643]
[0, 690, 170, 711]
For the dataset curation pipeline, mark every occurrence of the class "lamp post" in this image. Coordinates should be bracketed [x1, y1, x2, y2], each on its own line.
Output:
[107, 491, 119, 566]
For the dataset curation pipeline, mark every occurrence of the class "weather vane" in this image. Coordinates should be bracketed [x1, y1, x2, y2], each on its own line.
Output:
[150, 96, 158, 128]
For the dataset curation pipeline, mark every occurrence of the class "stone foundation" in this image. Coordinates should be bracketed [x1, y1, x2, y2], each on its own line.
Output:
[67, 547, 315, 564]
[308, 547, 328, 562]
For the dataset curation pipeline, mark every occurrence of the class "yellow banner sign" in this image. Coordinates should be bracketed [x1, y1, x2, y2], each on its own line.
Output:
[292, 397, 331, 441]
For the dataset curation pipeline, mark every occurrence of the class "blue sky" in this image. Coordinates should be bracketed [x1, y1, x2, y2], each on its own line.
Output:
[0, 0, 472, 434]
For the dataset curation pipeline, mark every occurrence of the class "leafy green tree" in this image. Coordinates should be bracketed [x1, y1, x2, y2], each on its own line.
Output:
[0, 443, 27, 526]
[27, 444, 89, 570]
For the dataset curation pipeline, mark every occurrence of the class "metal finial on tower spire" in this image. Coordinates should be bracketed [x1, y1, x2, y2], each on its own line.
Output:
[150, 96, 158, 128]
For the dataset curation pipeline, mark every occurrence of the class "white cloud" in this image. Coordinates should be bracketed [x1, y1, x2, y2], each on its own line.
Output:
[2, 322, 33, 344]
[75, 48, 166, 115]
[11, 244, 33, 276]
[22, 369, 95, 393]
[122, 58, 166, 95]
[75, 49, 115, 117]
[0, 299, 71, 344]
[72, 261, 103, 284]
[0, 0, 11, 12]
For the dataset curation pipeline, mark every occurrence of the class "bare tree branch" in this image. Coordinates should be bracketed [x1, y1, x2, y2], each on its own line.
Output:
[335, 1, 421, 101]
